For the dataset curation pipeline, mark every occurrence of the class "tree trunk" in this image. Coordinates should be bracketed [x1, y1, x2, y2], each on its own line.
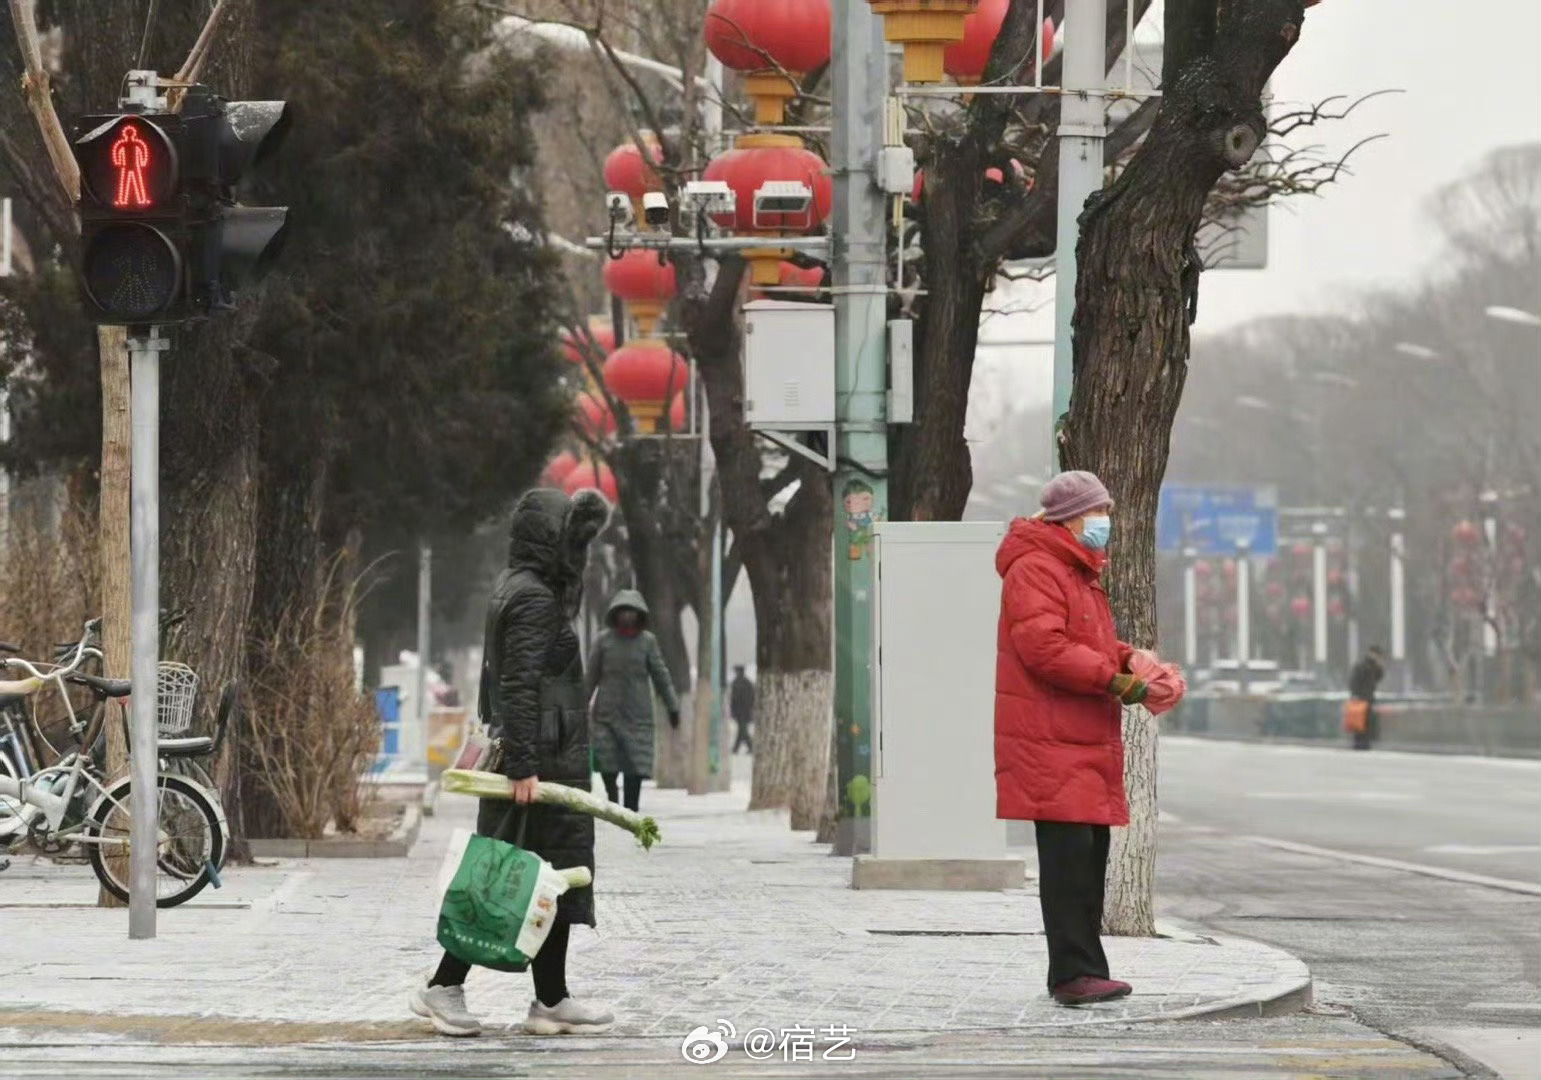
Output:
[815, 707, 840, 844]
[96, 325, 130, 908]
[892, 152, 990, 523]
[744, 496, 832, 829]
[1062, 0, 1304, 935]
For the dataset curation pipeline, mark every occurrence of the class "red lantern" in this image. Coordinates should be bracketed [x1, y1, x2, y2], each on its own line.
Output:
[943, 0, 1008, 83]
[1193, 560, 1213, 578]
[1290, 595, 1312, 619]
[944, 3, 1054, 84]
[603, 249, 677, 335]
[575, 392, 618, 440]
[705, 0, 832, 124]
[603, 137, 664, 200]
[1223, 560, 1238, 581]
[1328, 568, 1344, 588]
[1328, 598, 1346, 620]
[563, 461, 619, 503]
[1291, 541, 1313, 560]
[1266, 581, 1286, 600]
[561, 322, 616, 367]
[1453, 519, 1482, 547]
[541, 451, 580, 488]
[703, 135, 833, 285]
[603, 341, 690, 432]
[1450, 585, 1481, 611]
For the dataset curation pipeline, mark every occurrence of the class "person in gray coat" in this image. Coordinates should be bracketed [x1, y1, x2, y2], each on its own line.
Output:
[586, 589, 679, 812]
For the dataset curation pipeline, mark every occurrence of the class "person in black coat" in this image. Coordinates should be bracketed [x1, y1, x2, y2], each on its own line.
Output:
[412, 487, 612, 1038]
[730, 665, 755, 754]
[1348, 646, 1387, 751]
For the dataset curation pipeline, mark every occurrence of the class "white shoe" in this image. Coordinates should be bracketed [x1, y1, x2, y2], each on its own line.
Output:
[409, 983, 483, 1037]
[523, 997, 616, 1035]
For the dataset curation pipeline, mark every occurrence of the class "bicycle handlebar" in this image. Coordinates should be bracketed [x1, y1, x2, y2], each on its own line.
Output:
[2, 619, 100, 683]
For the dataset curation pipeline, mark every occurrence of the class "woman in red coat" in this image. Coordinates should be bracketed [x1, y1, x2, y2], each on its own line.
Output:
[995, 470, 1150, 1006]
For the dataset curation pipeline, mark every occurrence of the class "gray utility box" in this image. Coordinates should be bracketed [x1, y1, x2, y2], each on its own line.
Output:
[743, 299, 835, 429]
[853, 521, 1026, 891]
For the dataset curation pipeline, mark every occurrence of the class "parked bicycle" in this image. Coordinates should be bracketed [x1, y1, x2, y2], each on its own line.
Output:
[0, 620, 227, 907]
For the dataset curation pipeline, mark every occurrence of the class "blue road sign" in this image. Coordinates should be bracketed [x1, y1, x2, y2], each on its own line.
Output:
[1158, 484, 1278, 557]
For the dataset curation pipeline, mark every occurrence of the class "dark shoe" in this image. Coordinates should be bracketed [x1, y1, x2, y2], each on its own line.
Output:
[1051, 976, 1134, 1006]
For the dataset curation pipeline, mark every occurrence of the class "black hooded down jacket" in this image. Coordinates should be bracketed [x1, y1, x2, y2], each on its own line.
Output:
[477, 487, 610, 926]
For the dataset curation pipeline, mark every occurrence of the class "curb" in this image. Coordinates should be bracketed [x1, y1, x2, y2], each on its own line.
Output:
[247, 805, 422, 859]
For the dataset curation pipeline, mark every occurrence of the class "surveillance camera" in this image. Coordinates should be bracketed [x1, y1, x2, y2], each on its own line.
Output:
[753, 180, 813, 228]
[642, 191, 671, 228]
[605, 191, 634, 228]
[680, 180, 737, 220]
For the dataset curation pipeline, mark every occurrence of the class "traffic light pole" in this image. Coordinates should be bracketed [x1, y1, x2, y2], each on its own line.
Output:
[830, 0, 888, 857]
[128, 326, 168, 939]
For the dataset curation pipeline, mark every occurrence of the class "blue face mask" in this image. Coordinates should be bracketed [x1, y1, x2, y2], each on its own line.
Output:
[1080, 515, 1112, 550]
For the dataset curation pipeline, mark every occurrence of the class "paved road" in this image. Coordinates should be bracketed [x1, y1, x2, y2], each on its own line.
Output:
[1158, 737, 1541, 885]
[1155, 737, 1541, 1080]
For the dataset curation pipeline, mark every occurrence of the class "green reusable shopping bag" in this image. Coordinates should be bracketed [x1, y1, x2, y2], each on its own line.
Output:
[436, 810, 545, 972]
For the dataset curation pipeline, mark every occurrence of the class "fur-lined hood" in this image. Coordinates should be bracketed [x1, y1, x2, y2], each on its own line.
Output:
[507, 487, 611, 590]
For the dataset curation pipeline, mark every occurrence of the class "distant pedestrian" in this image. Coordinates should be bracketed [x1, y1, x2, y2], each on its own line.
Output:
[411, 487, 613, 1038]
[730, 665, 755, 754]
[994, 471, 1149, 1007]
[587, 589, 680, 812]
[1348, 646, 1387, 751]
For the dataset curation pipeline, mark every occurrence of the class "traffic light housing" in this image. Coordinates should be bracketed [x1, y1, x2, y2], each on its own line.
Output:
[72, 86, 289, 325]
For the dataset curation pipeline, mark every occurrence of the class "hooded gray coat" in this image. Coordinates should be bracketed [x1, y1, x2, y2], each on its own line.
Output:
[586, 590, 679, 778]
[477, 487, 609, 926]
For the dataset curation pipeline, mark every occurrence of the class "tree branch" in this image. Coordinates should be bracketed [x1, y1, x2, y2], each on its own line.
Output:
[8, 0, 79, 198]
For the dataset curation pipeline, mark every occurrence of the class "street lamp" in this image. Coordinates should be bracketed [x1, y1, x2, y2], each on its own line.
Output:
[1484, 305, 1541, 328]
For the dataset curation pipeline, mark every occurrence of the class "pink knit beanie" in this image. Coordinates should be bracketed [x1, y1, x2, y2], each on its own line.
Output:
[1038, 470, 1112, 523]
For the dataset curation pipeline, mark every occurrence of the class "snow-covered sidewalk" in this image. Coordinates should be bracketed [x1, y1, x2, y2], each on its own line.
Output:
[0, 764, 1309, 1060]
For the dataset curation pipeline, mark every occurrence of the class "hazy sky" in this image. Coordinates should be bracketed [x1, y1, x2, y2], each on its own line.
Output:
[971, 0, 1541, 435]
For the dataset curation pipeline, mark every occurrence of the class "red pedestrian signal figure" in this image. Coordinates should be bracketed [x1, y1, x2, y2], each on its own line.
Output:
[111, 124, 153, 209]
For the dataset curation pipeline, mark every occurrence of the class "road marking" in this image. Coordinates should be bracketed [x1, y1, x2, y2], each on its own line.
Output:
[1466, 1002, 1541, 1015]
[1246, 837, 1541, 896]
[1425, 844, 1541, 856]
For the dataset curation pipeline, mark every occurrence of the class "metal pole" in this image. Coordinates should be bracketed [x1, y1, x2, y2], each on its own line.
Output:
[1480, 492, 1499, 661]
[1050, 0, 1108, 469]
[128, 328, 168, 939]
[1345, 518, 1360, 669]
[831, 0, 888, 857]
[1, 196, 12, 276]
[1312, 522, 1329, 672]
[416, 542, 431, 774]
[1389, 506, 1408, 692]
[1182, 548, 1198, 668]
[1236, 541, 1251, 695]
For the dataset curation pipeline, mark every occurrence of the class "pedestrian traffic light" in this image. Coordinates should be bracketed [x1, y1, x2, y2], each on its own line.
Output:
[74, 112, 187, 322]
[72, 85, 289, 325]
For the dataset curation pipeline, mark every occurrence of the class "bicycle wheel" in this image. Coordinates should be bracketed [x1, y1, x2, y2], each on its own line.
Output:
[86, 773, 227, 908]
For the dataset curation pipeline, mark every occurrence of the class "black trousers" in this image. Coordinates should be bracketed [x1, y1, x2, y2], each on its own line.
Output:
[732, 722, 752, 754]
[431, 920, 570, 1007]
[600, 772, 642, 812]
[1034, 821, 1111, 990]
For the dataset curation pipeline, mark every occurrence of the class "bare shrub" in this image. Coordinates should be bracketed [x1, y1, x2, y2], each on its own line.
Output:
[0, 481, 101, 750]
[243, 555, 380, 839]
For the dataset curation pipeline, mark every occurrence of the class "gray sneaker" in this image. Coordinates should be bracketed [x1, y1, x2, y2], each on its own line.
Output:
[524, 997, 616, 1035]
[409, 983, 482, 1037]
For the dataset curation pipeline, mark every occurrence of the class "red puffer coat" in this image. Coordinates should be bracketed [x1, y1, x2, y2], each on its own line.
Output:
[994, 518, 1133, 825]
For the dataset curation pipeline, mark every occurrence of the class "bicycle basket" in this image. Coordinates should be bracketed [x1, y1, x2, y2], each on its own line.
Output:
[157, 662, 200, 737]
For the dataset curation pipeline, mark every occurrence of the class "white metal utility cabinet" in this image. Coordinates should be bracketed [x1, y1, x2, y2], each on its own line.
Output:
[852, 521, 1028, 891]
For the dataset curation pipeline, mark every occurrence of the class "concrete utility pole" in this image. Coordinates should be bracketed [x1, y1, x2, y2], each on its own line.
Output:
[830, 0, 889, 857]
[1051, 0, 1108, 467]
[1312, 521, 1329, 674]
[1388, 506, 1409, 692]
